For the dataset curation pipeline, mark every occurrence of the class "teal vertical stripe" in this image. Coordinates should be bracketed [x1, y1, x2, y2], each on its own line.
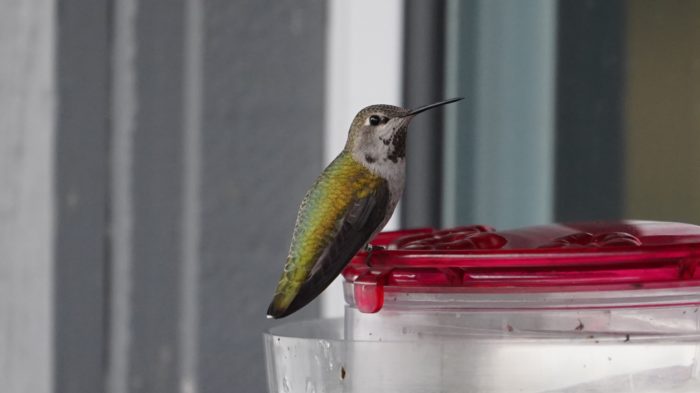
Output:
[443, 0, 478, 228]
[443, 0, 556, 230]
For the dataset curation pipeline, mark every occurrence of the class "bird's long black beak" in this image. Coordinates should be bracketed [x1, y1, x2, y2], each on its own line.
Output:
[403, 97, 463, 117]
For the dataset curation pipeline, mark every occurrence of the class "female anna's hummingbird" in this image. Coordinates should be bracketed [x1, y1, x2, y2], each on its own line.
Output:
[267, 97, 463, 318]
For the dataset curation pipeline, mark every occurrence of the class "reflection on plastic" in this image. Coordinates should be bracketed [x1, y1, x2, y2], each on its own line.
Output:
[265, 316, 700, 393]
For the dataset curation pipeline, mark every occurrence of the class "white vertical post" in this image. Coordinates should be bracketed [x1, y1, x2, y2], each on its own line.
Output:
[322, 0, 405, 318]
[109, 0, 137, 392]
[181, 0, 203, 391]
[0, 1, 56, 392]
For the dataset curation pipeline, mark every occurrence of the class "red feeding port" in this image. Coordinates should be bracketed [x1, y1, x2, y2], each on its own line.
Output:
[343, 221, 700, 313]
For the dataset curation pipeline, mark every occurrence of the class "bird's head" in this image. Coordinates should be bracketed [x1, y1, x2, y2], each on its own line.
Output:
[344, 98, 463, 167]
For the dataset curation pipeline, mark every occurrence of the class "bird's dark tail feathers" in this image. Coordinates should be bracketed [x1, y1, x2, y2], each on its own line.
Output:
[266, 261, 347, 319]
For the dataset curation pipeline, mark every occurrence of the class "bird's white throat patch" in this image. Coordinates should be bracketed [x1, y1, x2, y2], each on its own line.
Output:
[351, 149, 405, 211]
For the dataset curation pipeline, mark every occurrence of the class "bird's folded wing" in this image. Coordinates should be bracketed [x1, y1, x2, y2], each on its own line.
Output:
[283, 179, 391, 316]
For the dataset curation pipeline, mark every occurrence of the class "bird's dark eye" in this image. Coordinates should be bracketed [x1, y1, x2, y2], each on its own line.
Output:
[369, 115, 381, 126]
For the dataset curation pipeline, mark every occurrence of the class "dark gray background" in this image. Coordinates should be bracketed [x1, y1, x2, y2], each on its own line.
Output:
[55, 1, 325, 392]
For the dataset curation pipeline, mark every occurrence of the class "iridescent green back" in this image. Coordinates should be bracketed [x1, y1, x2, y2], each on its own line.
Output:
[270, 152, 384, 311]
[288, 152, 382, 277]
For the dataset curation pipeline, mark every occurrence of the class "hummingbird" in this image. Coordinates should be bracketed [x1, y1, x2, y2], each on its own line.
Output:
[267, 97, 463, 319]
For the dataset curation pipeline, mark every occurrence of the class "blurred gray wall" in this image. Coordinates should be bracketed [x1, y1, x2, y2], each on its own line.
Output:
[1, 1, 325, 392]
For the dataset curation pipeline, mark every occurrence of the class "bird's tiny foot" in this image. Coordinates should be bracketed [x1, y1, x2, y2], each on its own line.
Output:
[363, 244, 385, 267]
[364, 244, 386, 252]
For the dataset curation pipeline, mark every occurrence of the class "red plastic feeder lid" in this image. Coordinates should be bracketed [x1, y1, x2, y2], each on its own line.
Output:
[342, 221, 700, 313]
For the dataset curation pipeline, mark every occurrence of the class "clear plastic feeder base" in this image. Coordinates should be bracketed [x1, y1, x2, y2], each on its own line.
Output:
[264, 222, 700, 392]
[265, 305, 700, 393]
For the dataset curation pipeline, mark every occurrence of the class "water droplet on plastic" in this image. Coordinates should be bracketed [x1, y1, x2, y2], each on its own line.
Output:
[317, 340, 334, 369]
[317, 340, 330, 351]
[305, 378, 316, 393]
